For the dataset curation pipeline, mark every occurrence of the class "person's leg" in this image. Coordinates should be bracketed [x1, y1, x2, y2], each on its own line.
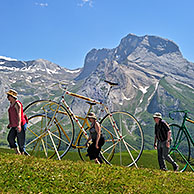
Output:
[17, 124, 26, 154]
[97, 154, 103, 164]
[7, 127, 20, 154]
[157, 141, 167, 170]
[163, 142, 179, 171]
[96, 136, 105, 164]
[161, 141, 168, 170]
[87, 143, 96, 160]
[95, 158, 101, 164]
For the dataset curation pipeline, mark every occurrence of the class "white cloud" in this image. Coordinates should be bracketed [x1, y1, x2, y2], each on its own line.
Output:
[35, 2, 48, 7]
[78, 0, 93, 7]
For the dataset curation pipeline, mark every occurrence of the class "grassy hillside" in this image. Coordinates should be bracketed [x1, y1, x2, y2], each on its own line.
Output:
[0, 149, 194, 194]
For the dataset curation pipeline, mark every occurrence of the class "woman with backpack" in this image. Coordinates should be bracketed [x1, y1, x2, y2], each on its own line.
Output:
[6, 89, 27, 155]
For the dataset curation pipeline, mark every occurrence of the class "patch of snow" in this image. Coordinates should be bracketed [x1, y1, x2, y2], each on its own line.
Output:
[21, 66, 36, 73]
[0, 62, 5, 65]
[65, 69, 81, 74]
[119, 101, 123, 106]
[26, 79, 31, 83]
[0, 66, 20, 71]
[119, 93, 132, 106]
[0, 56, 18, 61]
[139, 86, 149, 94]
[47, 68, 59, 74]
[133, 85, 138, 89]
[139, 87, 149, 104]
[148, 81, 159, 102]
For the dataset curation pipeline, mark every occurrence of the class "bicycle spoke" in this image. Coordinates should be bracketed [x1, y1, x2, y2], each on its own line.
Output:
[122, 139, 138, 168]
[41, 138, 48, 158]
[101, 140, 119, 153]
[48, 130, 61, 160]
[49, 131, 70, 147]
[100, 111, 144, 167]
[122, 139, 138, 153]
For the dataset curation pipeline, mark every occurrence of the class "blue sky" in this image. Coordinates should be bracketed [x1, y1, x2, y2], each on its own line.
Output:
[0, 0, 194, 69]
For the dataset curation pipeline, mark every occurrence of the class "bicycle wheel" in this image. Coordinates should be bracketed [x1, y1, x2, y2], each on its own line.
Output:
[24, 99, 62, 117]
[25, 114, 61, 158]
[169, 124, 190, 172]
[77, 127, 115, 163]
[25, 100, 75, 159]
[100, 111, 144, 167]
[77, 129, 90, 162]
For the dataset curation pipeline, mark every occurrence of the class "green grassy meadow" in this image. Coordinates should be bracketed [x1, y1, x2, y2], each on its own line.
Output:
[0, 148, 194, 194]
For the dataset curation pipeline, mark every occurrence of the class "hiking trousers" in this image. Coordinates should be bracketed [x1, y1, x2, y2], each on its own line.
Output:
[157, 140, 177, 170]
[7, 123, 27, 153]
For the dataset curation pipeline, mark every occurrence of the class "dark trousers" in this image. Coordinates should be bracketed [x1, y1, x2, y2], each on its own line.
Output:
[7, 123, 27, 153]
[87, 136, 105, 160]
[157, 140, 177, 170]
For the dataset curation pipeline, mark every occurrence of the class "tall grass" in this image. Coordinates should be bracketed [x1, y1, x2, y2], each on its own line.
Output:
[0, 148, 194, 193]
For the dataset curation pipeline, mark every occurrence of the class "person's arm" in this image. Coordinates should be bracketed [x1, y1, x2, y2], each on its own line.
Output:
[85, 135, 92, 147]
[154, 136, 157, 149]
[95, 122, 101, 149]
[15, 102, 22, 132]
[154, 125, 157, 149]
[166, 130, 171, 148]
[163, 121, 171, 148]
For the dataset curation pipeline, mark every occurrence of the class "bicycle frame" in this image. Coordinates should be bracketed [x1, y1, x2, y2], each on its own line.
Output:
[169, 110, 194, 171]
[61, 89, 122, 145]
[24, 81, 144, 167]
[185, 117, 194, 147]
[41, 86, 120, 146]
[41, 87, 139, 167]
[174, 111, 194, 147]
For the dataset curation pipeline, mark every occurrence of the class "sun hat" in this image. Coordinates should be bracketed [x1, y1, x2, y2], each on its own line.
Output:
[87, 112, 97, 120]
[6, 89, 18, 99]
[153, 112, 162, 119]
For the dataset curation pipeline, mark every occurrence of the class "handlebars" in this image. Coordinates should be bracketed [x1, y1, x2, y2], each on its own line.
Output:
[169, 110, 194, 123]
[104, 80, 119, 86]
[169, 110, 188, 120]
[169, 110, 189, 120]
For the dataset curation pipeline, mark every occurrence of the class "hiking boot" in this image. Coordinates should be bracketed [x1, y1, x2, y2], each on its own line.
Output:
[160, 168, 167, 171]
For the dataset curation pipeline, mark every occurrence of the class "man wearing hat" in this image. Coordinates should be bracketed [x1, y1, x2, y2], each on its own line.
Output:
[6, 89, 27, 155]
[153, 112, 179, 171]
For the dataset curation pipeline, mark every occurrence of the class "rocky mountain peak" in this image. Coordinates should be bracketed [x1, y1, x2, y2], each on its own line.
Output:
[141, 35, 180, 56]
[75, 48, 114, 80]
[116, 34, 181, 62]
[76, 33, 183, 80]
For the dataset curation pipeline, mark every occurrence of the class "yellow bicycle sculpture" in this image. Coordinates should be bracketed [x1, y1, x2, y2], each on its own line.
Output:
[24, 81, 144, 167]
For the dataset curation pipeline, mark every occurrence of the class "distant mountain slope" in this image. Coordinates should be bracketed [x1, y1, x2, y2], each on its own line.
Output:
[73, 34, 194, 114]
[0, 33, 194, 151]
[0, 58, 81, 136]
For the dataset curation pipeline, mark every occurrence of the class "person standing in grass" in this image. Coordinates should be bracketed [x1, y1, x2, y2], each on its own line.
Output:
[153, 112, 179, 171]
[86, 112, 105, 164]
[6, 89, 27, 155]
